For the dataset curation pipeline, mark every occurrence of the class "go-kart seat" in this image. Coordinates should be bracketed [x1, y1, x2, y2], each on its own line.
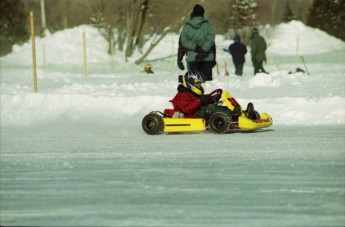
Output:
[164, 109, 199, 118]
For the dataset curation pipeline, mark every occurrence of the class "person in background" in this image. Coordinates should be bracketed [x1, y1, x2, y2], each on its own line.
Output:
[229, 35, 247, 76]
[179, 4, 216, 81]
[140, 63, 154, 74]
[178, 35, 216, 73]
[250, 28, 268, 75]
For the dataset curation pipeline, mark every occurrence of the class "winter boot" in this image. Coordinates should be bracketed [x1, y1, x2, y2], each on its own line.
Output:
[246, 102, 255, 120]
[233, 104, 242, 116]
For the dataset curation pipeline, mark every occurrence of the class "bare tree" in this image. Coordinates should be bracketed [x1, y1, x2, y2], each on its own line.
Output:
[134, 0, 205, 64]
[60, 0, 68, 29]
[125, 0, 150, 59]
[224, 0, 259, 44]
[271, 0, 276, 24]
[135, 0, 149, 52]
[17, 0, 317, 62]
[134, 15, 187, 64]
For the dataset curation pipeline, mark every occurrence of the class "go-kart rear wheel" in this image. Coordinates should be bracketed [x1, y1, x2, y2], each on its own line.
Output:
[142, 113, 164, 135]
[209, 112, 231, 134]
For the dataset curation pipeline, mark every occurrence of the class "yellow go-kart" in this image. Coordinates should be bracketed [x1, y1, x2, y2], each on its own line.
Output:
[142, 89, 273, 135]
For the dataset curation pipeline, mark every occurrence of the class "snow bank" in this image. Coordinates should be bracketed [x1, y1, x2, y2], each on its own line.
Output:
[0, 93, 168, 127]
[1, 22, 344, 130]
[267, 21, 345, 55]
[3, 25, 110, 65]
[2, 21, 345, 67]
[1, 90, 344, 127]
[1, 24, 181, 66]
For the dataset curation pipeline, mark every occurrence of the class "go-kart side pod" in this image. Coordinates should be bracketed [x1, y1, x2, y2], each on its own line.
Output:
[142, 112, 206, 135]
[163, 118, 206, 133]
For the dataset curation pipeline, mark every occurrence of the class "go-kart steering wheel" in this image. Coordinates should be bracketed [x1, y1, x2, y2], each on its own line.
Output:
[209, 88, 223, 102]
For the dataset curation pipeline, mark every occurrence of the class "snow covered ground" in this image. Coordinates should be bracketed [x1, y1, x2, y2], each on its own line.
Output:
[1, 21, 344, 226]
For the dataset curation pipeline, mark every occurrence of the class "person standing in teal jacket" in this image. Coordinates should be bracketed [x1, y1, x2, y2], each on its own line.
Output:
[180, 4, 216, 81]
[250, 28, 268, 75]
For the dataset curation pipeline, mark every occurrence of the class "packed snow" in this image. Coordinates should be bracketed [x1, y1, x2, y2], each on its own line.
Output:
[267, 21, 345, 55]
[1, 21, 344, 226]
[1, 21, 345, 130]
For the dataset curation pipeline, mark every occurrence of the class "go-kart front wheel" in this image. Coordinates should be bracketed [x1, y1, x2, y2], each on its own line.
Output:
[142, 113, 164, 135]
[209, 112, 231, 134]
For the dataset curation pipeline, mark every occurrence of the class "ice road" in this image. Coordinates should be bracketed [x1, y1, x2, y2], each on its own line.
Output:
[1, 125, 344, 226]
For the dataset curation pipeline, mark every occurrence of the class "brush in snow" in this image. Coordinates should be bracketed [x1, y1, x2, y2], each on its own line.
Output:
[300, 56, 310, 75]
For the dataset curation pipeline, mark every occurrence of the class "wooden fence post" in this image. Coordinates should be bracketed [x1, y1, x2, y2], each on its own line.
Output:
[224, 61, 229, 77]
[216, 62, 220, 75]
[296, 36, 299, 64]
[172, 40, 175, 69]
[30, 11, 38, 92]
[109, 27, 115, 73]
[43, 43, 46, 69]
[83, 32, 87, 78]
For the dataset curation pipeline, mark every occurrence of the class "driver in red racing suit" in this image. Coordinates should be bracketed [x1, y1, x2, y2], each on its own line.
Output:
[171, 70, 232, 119]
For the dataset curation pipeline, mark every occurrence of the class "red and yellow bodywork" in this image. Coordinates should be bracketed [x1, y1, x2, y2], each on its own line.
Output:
[221, 91, 273, 131]
[144, 90, 273, 134]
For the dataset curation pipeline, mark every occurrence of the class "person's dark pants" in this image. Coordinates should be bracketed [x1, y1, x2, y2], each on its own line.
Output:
[234, 63, 244, 76]
[189, 61, 214, 81]
[252, 58, 267, 75]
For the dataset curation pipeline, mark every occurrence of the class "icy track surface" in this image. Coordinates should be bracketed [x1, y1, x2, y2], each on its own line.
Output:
[1, 22, 345, 226]
[1, 126, 344, 226]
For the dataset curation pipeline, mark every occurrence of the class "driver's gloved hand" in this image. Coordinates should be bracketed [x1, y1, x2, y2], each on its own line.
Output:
[200, 94, 214, 105]
[214, 93, 221, 102]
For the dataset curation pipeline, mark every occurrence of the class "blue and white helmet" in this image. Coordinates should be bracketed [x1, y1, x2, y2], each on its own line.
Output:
[182, 70, 205, 95]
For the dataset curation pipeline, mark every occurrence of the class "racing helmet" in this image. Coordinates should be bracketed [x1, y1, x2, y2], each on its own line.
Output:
[180, 70, 205, 95]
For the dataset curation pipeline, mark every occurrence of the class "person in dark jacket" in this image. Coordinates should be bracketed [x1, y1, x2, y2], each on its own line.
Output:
[229, 35, 247, 76]
[171, 71, 231, 118]
[250, 28, 268, 75]
[179, 4, 216, 81]
[177, 35, 216, 72]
